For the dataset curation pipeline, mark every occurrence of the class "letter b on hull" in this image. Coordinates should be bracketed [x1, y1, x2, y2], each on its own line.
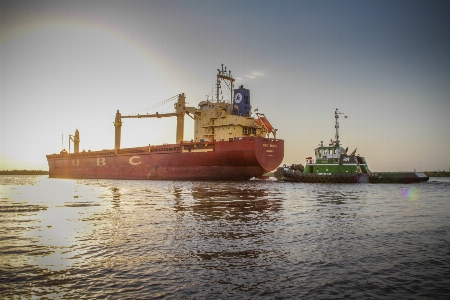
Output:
[97, 158, 106, 166]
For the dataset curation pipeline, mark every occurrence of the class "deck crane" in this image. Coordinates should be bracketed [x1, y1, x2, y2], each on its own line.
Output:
[113, 93, 197, 152]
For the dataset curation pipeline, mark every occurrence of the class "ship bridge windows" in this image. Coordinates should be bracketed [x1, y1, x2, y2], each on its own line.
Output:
[242, 127, 256, 135]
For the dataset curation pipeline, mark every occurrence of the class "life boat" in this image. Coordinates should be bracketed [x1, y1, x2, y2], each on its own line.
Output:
[256, 115, 274, 133]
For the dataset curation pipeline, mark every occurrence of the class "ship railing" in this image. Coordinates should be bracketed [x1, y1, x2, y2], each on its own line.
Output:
[70, 151, 116, 157]
[152, 147, 180, 152]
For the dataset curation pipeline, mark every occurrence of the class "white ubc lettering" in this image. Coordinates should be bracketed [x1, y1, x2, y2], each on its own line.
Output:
[72, 159, 79, 166]
[129, 156, 141, 165]
[97, 158, 106, 166]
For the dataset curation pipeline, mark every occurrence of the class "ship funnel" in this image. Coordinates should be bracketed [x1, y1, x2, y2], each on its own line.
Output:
[233, 86, 251, 117]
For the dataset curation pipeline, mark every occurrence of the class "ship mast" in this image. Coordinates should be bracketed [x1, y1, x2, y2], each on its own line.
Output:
[216, 64, 234, 103]
[334, 108, 344, 146]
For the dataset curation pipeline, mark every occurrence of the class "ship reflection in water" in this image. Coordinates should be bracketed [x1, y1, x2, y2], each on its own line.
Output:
[1, 176, 449, 299]
[172, 184, 283, 262]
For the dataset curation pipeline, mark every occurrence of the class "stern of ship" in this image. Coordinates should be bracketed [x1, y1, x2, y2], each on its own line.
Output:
[254, 138, 284, 173]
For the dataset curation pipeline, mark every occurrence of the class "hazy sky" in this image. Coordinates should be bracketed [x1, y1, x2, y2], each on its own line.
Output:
[1, 0, 449, 172]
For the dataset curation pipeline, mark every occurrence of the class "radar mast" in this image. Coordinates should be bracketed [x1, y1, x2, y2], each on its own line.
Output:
[215, 64, 234, 103]
[334, 108, 345, 146]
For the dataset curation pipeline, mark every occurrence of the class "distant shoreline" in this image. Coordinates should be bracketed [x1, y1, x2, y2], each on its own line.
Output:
[424, 171, 450, 177]
[0, 170, 49, 175]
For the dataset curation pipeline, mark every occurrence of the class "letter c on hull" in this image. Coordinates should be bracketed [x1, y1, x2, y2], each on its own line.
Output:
[129, 156, 141, 165]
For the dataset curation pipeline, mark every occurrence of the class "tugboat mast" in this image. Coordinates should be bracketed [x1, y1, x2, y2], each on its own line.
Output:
[334, 108, 344, 146]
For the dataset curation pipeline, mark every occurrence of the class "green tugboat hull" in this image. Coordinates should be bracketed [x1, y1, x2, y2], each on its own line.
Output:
[274, 170, 429, 184]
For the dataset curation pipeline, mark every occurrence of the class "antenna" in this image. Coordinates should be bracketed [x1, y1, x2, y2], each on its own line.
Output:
[334, 108, 344, 144]
[216, 64, 235, 103]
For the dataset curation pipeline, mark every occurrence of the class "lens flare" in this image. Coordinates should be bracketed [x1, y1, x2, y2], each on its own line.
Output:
[402, 186, 420, 201]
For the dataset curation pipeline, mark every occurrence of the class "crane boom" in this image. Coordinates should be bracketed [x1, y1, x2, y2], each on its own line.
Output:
[114, 93, 197, 152]
[121, 113, 178, 119]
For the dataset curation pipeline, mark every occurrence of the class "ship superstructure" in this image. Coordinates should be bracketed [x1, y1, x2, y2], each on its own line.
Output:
[303, 109, 369, 175]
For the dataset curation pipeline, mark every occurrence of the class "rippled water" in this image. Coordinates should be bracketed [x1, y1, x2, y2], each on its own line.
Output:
[1, 175, 449, 299]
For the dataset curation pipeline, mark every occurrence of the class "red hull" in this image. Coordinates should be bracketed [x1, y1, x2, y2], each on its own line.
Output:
[47, 137, 284, 180]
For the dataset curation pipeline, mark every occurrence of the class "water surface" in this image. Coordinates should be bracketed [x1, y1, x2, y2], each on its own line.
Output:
[1, 176, 449, 299]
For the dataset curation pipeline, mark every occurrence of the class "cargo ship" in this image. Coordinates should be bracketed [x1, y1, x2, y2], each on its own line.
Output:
[47, 65, 284, 180]
[274, 109, 428, 184]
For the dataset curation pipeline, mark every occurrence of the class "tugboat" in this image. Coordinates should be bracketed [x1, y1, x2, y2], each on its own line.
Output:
[274, 109, 428, 184]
